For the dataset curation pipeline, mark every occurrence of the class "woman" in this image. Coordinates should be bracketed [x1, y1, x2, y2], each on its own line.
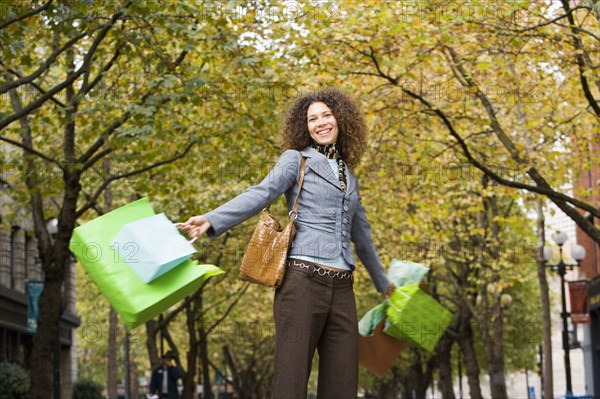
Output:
[179, 88, 395, 398]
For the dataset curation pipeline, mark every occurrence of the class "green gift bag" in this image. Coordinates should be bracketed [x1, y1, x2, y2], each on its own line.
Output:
[384, 284, 452, 352]
[69, 198, 224, 328]
[359, 259, 430, 338]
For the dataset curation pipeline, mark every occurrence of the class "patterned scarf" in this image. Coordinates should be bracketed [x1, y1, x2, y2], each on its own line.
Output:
[311, 142, 347, 192]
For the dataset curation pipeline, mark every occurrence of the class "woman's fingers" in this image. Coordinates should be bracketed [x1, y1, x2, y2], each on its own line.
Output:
[177, 215, 211, 238]
[382, 283, 396, 299]
[175, 222, 190, 232]
[198, 221, 211, 235]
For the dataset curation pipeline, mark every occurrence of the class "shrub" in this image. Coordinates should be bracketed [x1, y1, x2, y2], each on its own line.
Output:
[73, 379, 104, 399]
[0, 361, 30, 399]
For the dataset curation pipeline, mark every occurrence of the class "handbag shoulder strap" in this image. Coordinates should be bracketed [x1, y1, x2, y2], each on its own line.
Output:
[289, 155, 306, 219]
[265, 152, 306, 217]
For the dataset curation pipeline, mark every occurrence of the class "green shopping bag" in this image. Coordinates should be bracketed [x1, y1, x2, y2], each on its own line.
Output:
[359, 259, 430, 337]
[70, 198, 224, 328]
[384, 284, 452, 352]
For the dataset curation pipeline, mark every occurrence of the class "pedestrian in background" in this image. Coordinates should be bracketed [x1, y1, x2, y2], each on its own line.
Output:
[148, 350, 183, 399]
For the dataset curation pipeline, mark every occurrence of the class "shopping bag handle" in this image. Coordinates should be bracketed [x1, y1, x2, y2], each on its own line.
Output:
[173, 223, 198, 244]
[386, 289, 411, 313]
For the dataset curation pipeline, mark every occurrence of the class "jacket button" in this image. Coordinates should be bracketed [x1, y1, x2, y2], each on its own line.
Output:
[342, 243, 347, 248]
[342, 231, 347, 236]
[343, 205, 349, 211]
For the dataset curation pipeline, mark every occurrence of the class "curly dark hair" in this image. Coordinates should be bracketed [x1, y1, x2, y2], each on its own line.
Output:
[281, 88, 368, 168]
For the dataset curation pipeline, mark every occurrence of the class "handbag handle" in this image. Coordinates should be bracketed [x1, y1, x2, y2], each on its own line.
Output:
[265, 152, 306, 220]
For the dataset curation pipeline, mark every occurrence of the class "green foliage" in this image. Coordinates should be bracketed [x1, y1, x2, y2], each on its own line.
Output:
[0, 361, 30, 399]
[73, 379, 104, 399]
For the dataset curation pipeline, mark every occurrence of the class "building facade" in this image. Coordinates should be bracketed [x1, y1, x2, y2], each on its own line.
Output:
[574, 134, 600, 397]
[0, 223, 80, 398]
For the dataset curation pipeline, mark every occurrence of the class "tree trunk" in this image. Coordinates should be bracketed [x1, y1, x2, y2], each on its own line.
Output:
[29, 174, 80, 399]
[105, 168, 118, 399]
[474, 177, 507, 399]
[486, 195, 508, 399]
[145, 320, 160, 369]
[372, 365, 401, 399]
[199, 295, 214, 399]
[401, 352, 434, 399]
[182, 299, 199, 399]
[28, 206, 80, 399]
[223, 345, 244, 399]
[436, 335, 456, 399]
[458, 309, 483, 399]
[487, 302, 507, 399]
[30, 275, 63, 399]
[536, 199, 554, 398]
[107, 307, 118, 399]
[130, 359, 139, 399]
[431, 276, 456, 399]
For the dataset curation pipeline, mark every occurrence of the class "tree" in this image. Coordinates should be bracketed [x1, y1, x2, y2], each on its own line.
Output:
[0, 2, 212, 396]
[337, 0, 599, 244]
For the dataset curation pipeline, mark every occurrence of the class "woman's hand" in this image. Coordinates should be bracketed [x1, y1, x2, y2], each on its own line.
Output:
[177, 215, 212, 238]
[382, 282, 396, 299]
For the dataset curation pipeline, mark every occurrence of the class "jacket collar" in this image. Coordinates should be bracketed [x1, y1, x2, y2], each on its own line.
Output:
[299, 146, 356, 194]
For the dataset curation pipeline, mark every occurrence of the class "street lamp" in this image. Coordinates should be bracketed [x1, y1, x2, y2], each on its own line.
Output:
[46, 218, 58, 236]
[45, 217, 61, 399]
[543, 232, 586, 396]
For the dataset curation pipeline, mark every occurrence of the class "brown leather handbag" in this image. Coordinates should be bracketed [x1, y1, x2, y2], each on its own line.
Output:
[239, 155, 306, 287]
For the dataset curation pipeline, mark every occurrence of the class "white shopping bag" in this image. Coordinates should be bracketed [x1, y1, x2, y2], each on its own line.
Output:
[112, 213, 196, 283]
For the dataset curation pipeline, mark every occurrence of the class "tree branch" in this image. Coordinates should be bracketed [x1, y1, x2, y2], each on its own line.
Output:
[1, 63, 67, 108]
[76, 44, 123, 99]
[0, 134, 60, 165]
[440, 46, 600, 218]
[7, 88, 52, 263]
[76, 140, 196, 218]
[559, 0, 600, 119]
[0, 9, 125, 130]
[203, 284, 249, 338]
[0, 31, 87, 95]
[406, 84, 600, 216]
[157, 232, 230, 330]
[77, 110, 135, 167]
[0, 0, 53, 31]
[466, 5, 592, 35]
[81, 147, 113, 171]
[444, 45, 527, 163]
[78, 49, 188, 166]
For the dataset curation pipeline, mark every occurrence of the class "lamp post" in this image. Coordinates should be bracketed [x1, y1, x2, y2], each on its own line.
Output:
[543, 231, 586, 396]
[45, 218, 61, 399]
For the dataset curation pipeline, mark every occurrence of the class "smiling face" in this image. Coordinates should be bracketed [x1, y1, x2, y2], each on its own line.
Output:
[307, 101, 339, 145]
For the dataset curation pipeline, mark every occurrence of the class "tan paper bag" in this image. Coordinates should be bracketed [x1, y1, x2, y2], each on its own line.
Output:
[358, 320, 406, 376]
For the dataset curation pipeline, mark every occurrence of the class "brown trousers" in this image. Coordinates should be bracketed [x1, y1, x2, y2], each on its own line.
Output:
[271, 262, 358, 399]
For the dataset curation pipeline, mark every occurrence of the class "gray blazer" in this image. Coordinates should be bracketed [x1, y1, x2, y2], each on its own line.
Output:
[204, 146, 390, 292]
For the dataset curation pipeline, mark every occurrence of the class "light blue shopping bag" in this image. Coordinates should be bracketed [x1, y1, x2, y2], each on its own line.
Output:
[112, 213, 196, 283]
